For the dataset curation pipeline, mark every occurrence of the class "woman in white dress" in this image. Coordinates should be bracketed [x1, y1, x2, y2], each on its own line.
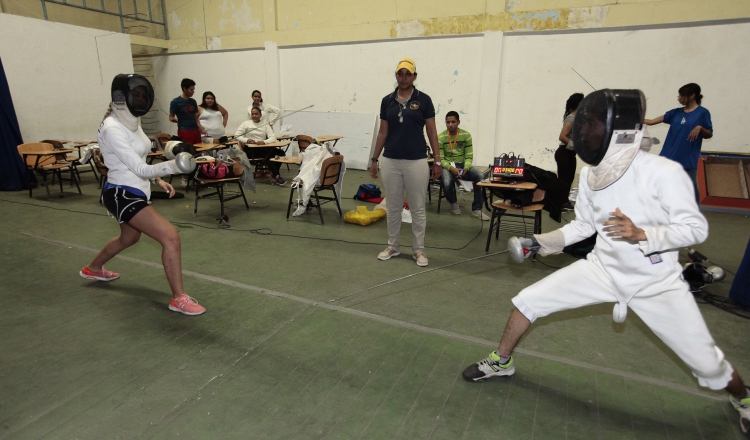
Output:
[197, 91, 228, 143]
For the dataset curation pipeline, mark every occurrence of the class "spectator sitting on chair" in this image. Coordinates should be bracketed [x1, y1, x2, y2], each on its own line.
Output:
[437, 111, 489, 220]
[235, 107, 286, 185]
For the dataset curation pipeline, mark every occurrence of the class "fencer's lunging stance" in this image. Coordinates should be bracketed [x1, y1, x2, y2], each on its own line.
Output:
[462, 89, 750, 434]
[80, 74, 206, 316]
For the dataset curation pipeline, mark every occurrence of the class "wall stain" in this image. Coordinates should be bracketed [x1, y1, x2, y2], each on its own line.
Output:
[389, 9, 577, 37]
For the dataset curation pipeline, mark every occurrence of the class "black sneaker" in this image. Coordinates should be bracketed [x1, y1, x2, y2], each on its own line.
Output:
[462, 351, 515, 382]
[562, 202, 574, 212]
[274, 176, 286, 186]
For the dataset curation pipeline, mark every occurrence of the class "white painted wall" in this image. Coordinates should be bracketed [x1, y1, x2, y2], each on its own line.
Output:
[147, 21, 750, 174]
[279, 36, 486, 165]
[151, 48, 267, 135]
[498, 22, 750, 170]
[0, 13, 132, 144]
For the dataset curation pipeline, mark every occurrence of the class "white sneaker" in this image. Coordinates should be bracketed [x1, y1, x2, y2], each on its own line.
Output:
[378, 247, 400, 260]
[450, 202, 461, 215]
[413, 251, 428, 267]
[730, 387, 750, 434]
[472, 210, 490, 221]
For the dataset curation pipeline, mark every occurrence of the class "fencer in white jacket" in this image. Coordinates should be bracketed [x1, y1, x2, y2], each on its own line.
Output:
[81, 74, 206, 317]
[462, 89, 750, 434]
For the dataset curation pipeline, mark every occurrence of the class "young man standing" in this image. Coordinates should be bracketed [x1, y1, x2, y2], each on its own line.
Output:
[437, 111, 488, 220]
[169, 78, 202, 145]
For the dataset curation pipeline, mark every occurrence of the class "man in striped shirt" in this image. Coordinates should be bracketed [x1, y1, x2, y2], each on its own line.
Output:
[437, 111, 489, 220]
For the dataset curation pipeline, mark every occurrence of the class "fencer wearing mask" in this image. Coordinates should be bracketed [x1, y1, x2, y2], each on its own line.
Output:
[80, 74, 206, 316]
[462, 89, 750, 434]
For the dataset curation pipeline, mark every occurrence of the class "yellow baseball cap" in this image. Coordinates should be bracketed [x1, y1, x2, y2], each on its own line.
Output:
[395, 57, 416, 74]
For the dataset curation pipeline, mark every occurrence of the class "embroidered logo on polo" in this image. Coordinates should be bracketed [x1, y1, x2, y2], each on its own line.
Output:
[410, 102, 420, 110]
[680, 117, 686, 124]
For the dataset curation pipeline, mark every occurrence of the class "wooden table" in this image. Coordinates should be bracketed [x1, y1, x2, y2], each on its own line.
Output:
[277, 134, 296, 140]
[242, 140, 291, 149]
[194, 140, 239, 152]
[269, 155, 303, 165]
[242, 140, 293, 177]
[316, 135, 343, 148]
[241, 140, 292, 158]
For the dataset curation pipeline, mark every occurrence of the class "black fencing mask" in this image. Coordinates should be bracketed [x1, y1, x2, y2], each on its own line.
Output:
[572, 89, 645, 166]
[111, 74, 154, 117]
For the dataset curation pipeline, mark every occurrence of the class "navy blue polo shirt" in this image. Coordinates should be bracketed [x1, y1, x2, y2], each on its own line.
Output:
[379, 88, 436, 160]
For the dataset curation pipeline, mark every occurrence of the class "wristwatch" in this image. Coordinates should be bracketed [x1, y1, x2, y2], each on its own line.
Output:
[371, 157, 379, 163]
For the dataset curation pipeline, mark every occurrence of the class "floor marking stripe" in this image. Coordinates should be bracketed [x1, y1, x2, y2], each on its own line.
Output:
[24, 232, 726, 402]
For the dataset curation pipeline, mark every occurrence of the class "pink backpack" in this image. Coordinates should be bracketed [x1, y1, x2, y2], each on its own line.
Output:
[199, 162, 229, 179]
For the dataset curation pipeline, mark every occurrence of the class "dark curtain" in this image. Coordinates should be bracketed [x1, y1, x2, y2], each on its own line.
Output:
[0, 58, 27, 191]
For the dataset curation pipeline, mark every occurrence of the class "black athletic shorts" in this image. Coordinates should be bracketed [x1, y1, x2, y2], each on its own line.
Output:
[102, 187, 149, 224]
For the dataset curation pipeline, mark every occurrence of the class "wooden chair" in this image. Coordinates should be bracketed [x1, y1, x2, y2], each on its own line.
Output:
[286, 155, 344, 225]
[156, 132, 172, 150]
[296, 135, 314, 153]
[41, 139, 85, 186]
[91, 149, 108, 203]
[18, 142, 81, 199]
[485, 188, 545, 252]
[193, 162, 249, 223]
[145, 133, 170, 165]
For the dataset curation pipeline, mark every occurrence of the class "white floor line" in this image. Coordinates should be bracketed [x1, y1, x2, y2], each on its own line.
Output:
[24, 232, 727, 402]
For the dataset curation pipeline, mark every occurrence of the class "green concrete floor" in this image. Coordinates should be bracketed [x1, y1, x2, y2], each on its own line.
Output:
[1, 169, 749, 439]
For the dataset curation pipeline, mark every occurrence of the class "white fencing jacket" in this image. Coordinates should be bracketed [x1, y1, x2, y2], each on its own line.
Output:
[97, 116, 179, 199]
[540, 149, 707, 301]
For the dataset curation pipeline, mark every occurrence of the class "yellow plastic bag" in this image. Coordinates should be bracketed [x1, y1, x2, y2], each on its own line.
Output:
[343, 205, 386, 226]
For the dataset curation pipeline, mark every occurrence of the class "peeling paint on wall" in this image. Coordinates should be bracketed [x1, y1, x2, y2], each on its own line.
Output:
[395, 20, 426, 38]
[216, 0, 262, 32]
[169, 11, 181, 31]
[568, 6, 608, 29]
[509, 10, 563, 31]
[234, 1, 262, 31]
[208, 36, 222, 49]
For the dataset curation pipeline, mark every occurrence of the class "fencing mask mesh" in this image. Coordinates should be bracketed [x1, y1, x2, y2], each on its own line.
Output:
[572, 89, 645, 166]
[111, 74, 154, 117]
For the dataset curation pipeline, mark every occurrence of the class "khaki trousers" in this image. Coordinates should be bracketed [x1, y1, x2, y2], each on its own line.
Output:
[380, 157, 429, 253]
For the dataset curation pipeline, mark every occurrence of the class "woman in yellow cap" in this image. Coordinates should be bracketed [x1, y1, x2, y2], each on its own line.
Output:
[369, 57, 441, 267]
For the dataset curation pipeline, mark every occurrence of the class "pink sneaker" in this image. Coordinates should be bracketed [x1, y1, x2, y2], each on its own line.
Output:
[80, 266, 120, 281]
[168, 293, 206, 316]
